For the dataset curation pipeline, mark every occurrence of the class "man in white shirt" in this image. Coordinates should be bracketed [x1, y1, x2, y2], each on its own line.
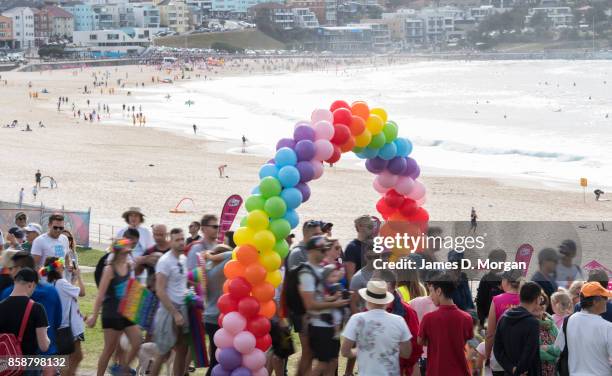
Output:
[341, 279, 412, 376]
[151, 228, 189, 376]
[555, 282, 612, 376]
[31, 214, 70, 269]
[115, 207, 154, 256]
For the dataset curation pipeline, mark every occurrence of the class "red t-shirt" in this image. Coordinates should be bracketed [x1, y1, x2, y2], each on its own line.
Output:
[418, 304, 473, 376]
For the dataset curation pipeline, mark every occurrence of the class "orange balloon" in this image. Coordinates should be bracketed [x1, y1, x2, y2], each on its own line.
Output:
[259, 300, 276, 319]
[236, 245, 259, 266]
[222, 279, 230, 294]
[251, 282, 275, 302]
[351, 101, 370, 121]
[340, 136, 356, 153]
[245, 264, 267, 285]
[224, 260, 246, 279]
[349, 116, 366, 136]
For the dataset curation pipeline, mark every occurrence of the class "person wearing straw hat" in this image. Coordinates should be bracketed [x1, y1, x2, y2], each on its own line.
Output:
[115, 207, 154, 257]
[341, 279, 412, 376]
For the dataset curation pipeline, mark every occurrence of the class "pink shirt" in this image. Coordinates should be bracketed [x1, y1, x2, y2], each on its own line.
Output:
[493, 292, 520, 322]
[409, 296, 437, 322]
[552, 313, 568, 329]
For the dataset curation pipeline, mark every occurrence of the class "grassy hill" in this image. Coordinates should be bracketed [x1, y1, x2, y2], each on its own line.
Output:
[154, 29, 285, 50]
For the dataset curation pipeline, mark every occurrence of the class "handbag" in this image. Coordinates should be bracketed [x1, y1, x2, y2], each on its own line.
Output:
[556, 314, 571, 376]
[55, 282, 76, 355]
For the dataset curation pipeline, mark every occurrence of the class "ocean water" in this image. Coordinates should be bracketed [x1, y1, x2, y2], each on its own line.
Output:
[124, 60, 612, 190]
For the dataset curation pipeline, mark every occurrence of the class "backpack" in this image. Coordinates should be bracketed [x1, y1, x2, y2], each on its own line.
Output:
[281, 263, 320, 318]
[94, 253, 110, 288]
[0, 299, 34, 376]
[557, 314, 572, 376]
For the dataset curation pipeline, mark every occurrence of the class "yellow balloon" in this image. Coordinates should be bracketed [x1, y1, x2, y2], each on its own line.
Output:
[232, 249, 237, 260]
[259, 250, 281, 272]
[247, 210, 269, 231]
[354, 129, 372, 148]
[234, 226, 255, 246]
[266, 270, 282, 288]
[253, 230, 275, 251]
[366, 114, 384, 135]
[370, 108, 388, 123]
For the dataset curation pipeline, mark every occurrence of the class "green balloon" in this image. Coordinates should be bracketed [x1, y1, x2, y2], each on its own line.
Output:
[245, 194, 265, 212]
[352, 146, 364, 154]
[383, 122, 398, 142]
[269, 218, 291, 240]
[274, 239, 290, 259]
[259, 176, 282, 199]
[264, 196, 287, 219]
[369, 132, 386, 149]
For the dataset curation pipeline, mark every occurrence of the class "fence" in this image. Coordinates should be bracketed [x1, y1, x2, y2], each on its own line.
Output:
[89, 222, 121, 249]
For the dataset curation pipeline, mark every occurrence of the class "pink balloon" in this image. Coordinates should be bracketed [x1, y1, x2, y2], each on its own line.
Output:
[313, 120, 334, 141]
[213, 328, 235, 349]
[293, 120, 311, 130]
[215, 348, 221, 361]
[416, 195, 427, 206]
[314, 139, 334, 161]
[407, 180, 426, 201]
[242, 349, 267, 370]
[222, 312, 247, 335]
[372, 179, 389, 194]
[253, 367, 269, 376]
[395, 176, 415, 195]
[376, 171, 398, 189]
[233, 331, 256, 354]
[311, 109, 333, 124]
[311, 160, 324, 180]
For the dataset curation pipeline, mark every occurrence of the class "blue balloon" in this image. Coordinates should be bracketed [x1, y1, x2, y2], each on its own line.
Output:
[378, 142, 398, 160]
[280, 187, 303, 210]
[355, 152, 367, 159]
[362, 147, 379, 159]
[258, 163, 278, 179]
[278, 165, 300, 188]
[251, 186, 260, 194]
[394, 138, 413, 157]
[275, 147, 298, 167]
[284, 209, 299, 229]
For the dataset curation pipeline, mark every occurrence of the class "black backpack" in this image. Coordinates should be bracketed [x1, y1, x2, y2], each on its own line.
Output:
[557, 314, 572, 376]
[94, 253, 110, 288]
[281, 263, 320, 317]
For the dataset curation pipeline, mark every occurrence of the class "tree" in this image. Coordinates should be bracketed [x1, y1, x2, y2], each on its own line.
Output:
[528, 10, 551, 31]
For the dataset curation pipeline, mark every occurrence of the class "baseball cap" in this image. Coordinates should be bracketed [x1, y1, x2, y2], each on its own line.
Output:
[538, 248, 559, 264]
[24, 223, 42, 235]
[14, 267, 38, 284]
[559, 240, 577, 256]
[321, 222, 333, 232]
[8, 227, 24, 239]
[306, 235, 330, 251]
[580, 282, 612, 300]
[14, 212, 27, 221]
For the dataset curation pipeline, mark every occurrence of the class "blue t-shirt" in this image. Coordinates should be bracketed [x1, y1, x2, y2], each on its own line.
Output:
[1, 282, 63, 355]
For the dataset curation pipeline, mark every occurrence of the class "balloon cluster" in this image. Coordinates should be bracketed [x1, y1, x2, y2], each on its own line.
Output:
[212, 100, 427, 376]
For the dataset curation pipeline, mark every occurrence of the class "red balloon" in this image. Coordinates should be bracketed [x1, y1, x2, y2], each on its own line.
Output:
[333, 108, 352, 126]
[349, 116, 366, 136]
[218, 313, 225, 327]
[331, 124, 351, 145]
[325, 145, 341, 164]
[330, 100, 350, 112]
[238, 296, 261, 319]
[228, 277, 252, 300]
[256, 334, 272, 352]
[340, 136, 356, 153]
[399, 198, 418, 217]
[376, 197, 396, 220]
[384, 189, 405, 208]
[247, 315, 272, 337]
[407, 207, 429, 223]
[218, 293, 239, 314]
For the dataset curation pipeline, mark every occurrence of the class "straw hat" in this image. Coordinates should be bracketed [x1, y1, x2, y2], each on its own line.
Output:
[122, 207, 145, 222]
[358, 280, 394, 305]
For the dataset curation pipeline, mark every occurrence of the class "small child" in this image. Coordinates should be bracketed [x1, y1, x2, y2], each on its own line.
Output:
[551, 290, 573, 329]
[320, 264, 348, 339]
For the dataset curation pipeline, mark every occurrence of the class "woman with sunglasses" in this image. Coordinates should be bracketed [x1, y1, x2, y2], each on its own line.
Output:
[86, 239, 142, 376]
[62, 229, 79, 283]
[535, 293, 560, 376]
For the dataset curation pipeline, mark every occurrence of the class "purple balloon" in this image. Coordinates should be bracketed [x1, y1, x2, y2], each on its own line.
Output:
[212, 365, 231, 376]
[296, 161, 315, 183]
[219, 348, 242, 371]
[230, 367, 252, 376]
[295, 140, 316, 162]
[387, 157, 408, 175]
[294, 125, 315, 142]
[409, 163, 420, 179]
[267, 159, 275, 164]
[402, 157, 418, 177]
[365, 157, 388, 174]
[296, 182, 311, 202]
[276, 138, 295, 151]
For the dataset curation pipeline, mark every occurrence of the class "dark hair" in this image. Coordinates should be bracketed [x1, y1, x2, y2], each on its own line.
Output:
[200, 214, 218, 227]
[501, 269, 523, 289]
[488, 249, 507, 263]
[224, 231, 236, 249]
[587, 269, 609, 289]
[170, 228, 183, 237]
[15, 267, 38, 284]
[12, 251, 35, 269]
[44, 257, 63, 283]
[48, 214, 64, 225]
[123, 228, 140, 240]
[519, 282, 542, 304]
[579, 295, 604, 310]
[430, 271, 457, 298]
[189, 221, 200, 228]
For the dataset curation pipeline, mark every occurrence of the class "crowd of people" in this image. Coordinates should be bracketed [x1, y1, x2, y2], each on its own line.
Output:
[1, 207, 612, 376]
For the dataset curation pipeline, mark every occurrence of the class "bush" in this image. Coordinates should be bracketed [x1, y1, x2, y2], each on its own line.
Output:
[38, 45, 66, 58]
[211, 41, 244, 53]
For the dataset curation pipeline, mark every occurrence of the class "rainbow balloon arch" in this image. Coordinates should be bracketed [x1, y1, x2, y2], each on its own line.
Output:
[211, 100, 429, 376]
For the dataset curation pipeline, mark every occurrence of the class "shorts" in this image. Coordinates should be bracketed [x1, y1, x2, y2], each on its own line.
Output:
[102, 316, 135, 331]
[289, 313, 305, 334]
[308, 325, 339, 362]
[75, 333, 85, 342]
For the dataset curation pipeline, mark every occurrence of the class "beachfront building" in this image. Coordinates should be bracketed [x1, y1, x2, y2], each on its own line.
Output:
[286, 0, 325, 25]
[405, 17, 424, 47]
[61, 2, 97, 31]
[133, 4, 160, 28]
[44, 6, 74, 39]
[419, 8, 454, 46]
[354, 20, 390, 50]
[470, 5, 497, 22]
[525, 7, 573, 27]
[2, 7, 35, 49]
[70, 27, 153, 57]
[157, 0, 189, 33]
[314, 25, 373, 51]
[91, 5, 115, 29]
[0, 15, 13, 48]
[248, 3, 294, 30]
[185, 0, 212, 14]
[292, 8, 319, 28]
[32, 7, 50, 45]
[382, 9, 415, 45]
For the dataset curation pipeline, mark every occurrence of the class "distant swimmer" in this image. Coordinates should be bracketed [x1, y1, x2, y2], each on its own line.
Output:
[588, 96, 592, 100]
[606, 114, 609, 118]
[474, 110, 479, 114]
[218, 164, 228, 178]
[242, 135, 248, 153]
[573, 82, 576, 86]
[504, 114, 507, 119]
[165, 94, 171, 100]
[193, 124, 197, 135]
[470, 207, 478, 233]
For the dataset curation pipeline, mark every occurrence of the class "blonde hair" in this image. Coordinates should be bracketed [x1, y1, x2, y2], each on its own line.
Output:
[551, 291, 573, 313]
[568, 281, 585, 301]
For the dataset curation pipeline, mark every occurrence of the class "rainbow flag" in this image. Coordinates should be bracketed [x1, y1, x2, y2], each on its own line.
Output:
[187, 299, 209, 368]
[118, 279, 159, 330]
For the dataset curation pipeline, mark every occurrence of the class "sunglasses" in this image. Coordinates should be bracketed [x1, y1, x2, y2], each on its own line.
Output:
[203, 225, 219, 229]
[53, 226, 64, 231]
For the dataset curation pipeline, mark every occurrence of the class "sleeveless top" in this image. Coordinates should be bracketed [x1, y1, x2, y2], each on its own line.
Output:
[102, 264, 131, 320]
[493, 292, 520, 323]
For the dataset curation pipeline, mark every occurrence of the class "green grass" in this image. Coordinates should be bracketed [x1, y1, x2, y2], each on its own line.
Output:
[155, 29, 285, 50]
[76, 247, 106, 268]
